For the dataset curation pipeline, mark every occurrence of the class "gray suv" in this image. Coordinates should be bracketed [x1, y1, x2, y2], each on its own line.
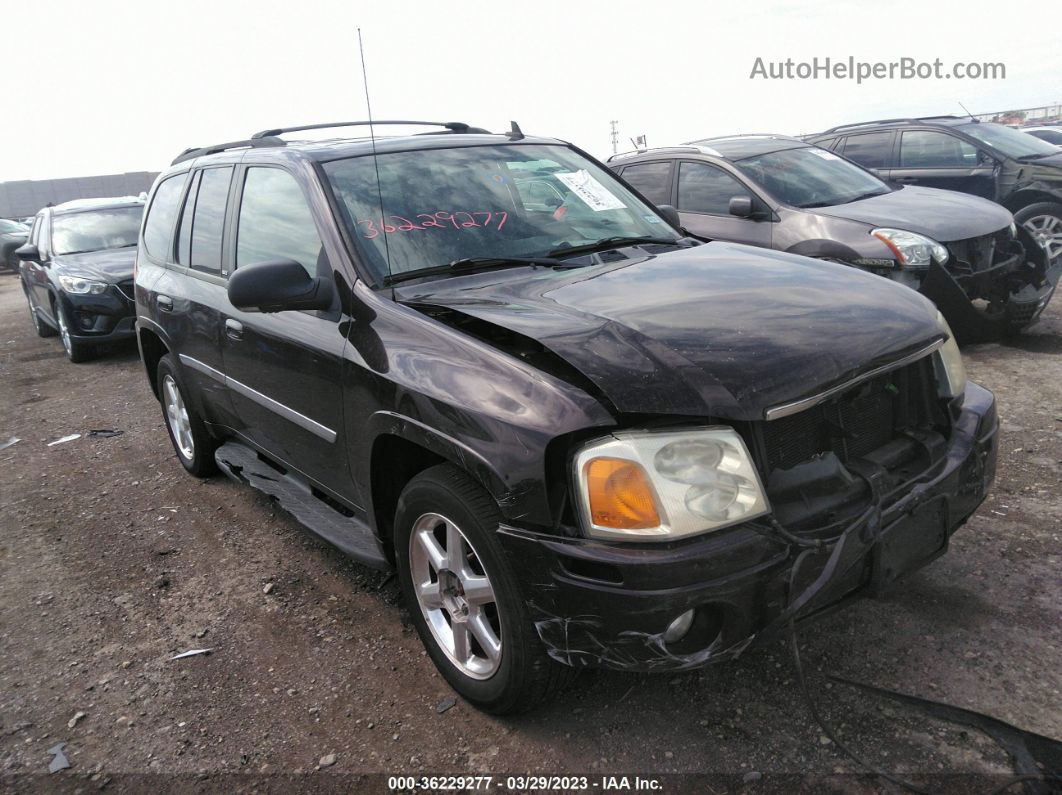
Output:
[610, 136, 1058, 343]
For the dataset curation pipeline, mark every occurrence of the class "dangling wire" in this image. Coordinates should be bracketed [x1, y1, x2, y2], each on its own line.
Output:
[357, 27, 393, 289]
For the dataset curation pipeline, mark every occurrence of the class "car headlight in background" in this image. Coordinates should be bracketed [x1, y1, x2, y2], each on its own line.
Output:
[573, 427, 770, 541]
[933, 311, 967, 398]
[872, 228, 949, 269]
[58, 275, 109, 295]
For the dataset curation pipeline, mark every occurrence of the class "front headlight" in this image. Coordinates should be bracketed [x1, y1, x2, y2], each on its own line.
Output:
[933, 311, 967, 398]
[58, 275, 109, 295]
[872, 228, 949, 269]
[572, 427, 770, 542]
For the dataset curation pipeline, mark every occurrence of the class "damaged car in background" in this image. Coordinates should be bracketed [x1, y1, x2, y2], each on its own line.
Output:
[17, 196, 145, 362]
[612, 135, 1059, 343]
[135, 121, 998, 713]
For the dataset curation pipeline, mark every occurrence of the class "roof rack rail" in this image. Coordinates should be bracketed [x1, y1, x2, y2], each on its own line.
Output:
[821, 115, 963, 134]
[686, 133, 797, 143]
[171, 136, 285, 166]
[250, 120, 490, 139]
[607, 145, 712, 162]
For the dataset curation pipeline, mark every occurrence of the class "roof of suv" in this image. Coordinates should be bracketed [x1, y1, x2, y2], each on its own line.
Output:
[808, 115, 977, 137]
[170, 121, 564, 169]
[608, 135, 808, 164]
[50, 196, 145, 214]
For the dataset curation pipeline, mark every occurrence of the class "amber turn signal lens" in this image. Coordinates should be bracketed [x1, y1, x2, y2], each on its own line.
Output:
[585, 457, 661, 529]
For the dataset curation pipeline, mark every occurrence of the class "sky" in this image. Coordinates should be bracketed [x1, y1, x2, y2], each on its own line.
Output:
[3, 0, 1059, 182]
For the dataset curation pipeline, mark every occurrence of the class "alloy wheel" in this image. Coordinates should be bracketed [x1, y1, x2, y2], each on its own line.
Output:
[162, 374, 195, 460]
[56, 309, 72, 356]
[409, 512, 502, 679]
[1023, 214, 1062, 262]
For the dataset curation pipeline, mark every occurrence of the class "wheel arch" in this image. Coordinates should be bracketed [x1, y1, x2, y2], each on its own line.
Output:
[1004, 188, 1062, 213]
[364, 413, 511, 563]
[136, 323, 171, 399]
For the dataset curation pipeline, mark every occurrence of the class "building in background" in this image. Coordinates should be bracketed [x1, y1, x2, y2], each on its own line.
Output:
[0, 172, 159, 220]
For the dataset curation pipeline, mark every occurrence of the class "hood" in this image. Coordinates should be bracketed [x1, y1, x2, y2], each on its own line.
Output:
[811, 186, 1012, 242]
[1026, 151, 1062, 168]
[397, 242, 943, 420]
[52, 247, 136, 282]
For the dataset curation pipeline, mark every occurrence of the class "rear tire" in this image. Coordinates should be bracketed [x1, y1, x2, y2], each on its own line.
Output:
[1015, 201, 1062, 263]
[156, 354, 219, 477]
[394, 464, 575, 714]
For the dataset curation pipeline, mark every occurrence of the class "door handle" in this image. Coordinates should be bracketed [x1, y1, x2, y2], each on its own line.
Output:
[225, 319, 244, 340]
[157, 295, 173, 312]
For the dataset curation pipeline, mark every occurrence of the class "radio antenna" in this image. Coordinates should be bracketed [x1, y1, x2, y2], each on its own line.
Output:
[357, 27, 393, 286]
[957, 101, 977, 122]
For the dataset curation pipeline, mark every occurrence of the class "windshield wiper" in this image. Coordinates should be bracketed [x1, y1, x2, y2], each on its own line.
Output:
[547, 236, 681, 258]
[1016, 152, 1055, 161]
[383, 256, 564, 286]
[843, 190, 890, 204]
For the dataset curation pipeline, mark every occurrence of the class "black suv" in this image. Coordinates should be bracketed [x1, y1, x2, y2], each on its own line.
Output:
[135, 121, 998, 713]
[17, 197, 144, 362]
[805, 117, 1062, 264]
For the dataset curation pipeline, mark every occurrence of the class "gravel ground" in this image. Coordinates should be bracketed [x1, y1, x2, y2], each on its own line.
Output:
[0, 273, 1059, 793]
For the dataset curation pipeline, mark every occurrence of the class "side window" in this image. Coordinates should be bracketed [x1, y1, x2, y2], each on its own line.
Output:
[36, 215, 50, 256]
[840, 132, 894, 168]
[183, 167, 233, 273]
[176, 171, 201, 266]
[814, 137, 839, 151]
[677, 162, 752, 215]
[900, 130, 979, 168]
[236, 167, 323, 277]
[620, 162, 672, 205]
[143, 173, 189, 260]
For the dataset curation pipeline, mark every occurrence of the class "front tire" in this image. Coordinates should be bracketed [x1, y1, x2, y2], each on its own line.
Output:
[1015, 201, 1062, 263]
[54, 301, 94, 363]
[394, 464, 574, 714]
[156, 354, 218, 477]
[24, 286, 56, 338]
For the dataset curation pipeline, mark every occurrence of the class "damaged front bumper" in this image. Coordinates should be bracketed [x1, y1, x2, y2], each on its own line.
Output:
[499, 383, 998, 673]
[918, 230, 1061, 344]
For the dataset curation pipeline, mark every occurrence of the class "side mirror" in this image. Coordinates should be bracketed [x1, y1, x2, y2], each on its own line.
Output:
[656, 204, 681, 228]
[15, 243, 39, 261]
[228, 259, 334, 313]
[729, 196, 754, 218]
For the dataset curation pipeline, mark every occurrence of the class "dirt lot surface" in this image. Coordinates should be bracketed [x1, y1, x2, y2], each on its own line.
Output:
[0, 273, 1059, 793]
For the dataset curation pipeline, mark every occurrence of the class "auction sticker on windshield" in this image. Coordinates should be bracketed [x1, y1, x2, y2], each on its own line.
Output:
[554, 170, 626, 211]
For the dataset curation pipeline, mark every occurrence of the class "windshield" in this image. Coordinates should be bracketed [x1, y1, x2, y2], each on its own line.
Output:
[733, 146, 890, 208]
[958, 122, 1058, 159]
[322, 144, 679, 282]
[0, 219, 27, 234]
[51, 206, 143, 255]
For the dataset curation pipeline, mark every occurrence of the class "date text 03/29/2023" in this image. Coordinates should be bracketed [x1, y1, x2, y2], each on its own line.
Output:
[387, 775, 664, 791]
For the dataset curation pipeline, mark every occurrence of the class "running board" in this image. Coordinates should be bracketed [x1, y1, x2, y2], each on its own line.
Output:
[215, 441, 390, 570]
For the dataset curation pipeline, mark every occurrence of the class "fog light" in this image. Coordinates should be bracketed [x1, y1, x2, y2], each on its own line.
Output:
[663, 609, 695, 643]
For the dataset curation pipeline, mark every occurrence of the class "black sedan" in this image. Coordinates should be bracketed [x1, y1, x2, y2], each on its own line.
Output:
[17, 197, 144, 362]
[1, 218, 29, 271]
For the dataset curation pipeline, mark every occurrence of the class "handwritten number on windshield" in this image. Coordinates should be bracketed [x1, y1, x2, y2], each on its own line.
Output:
[357, 211, 508, 240]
